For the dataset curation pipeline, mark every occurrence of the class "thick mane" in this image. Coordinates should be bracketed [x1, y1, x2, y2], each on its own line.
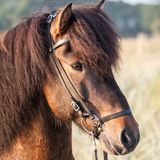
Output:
[0, 3, 121, 154]
[0, 12, 52, 153]
[68, 4, 121, 77]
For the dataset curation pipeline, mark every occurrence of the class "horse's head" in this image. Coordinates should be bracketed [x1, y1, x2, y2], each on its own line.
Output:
[44, 0, 140, 155]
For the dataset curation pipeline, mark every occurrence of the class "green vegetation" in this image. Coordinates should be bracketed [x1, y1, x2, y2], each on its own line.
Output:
[140, 4, 160, 34]
[0, 0, 160, 37]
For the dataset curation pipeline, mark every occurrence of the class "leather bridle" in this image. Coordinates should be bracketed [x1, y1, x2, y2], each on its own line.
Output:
[47, 12, 132, 160]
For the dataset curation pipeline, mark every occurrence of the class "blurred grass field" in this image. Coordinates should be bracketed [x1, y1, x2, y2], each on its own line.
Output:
[72, 35, 160, 160]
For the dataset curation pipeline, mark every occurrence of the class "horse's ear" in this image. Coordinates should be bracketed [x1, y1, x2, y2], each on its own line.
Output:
[58, 3, 72, 33]
[94, 0, 105, 10]
[51, 3, 72, 38]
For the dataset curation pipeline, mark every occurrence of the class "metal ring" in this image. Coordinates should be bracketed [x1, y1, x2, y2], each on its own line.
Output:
[81, 117, 92, 135]
[47, 15, 53, 23]
[91, 114, 100, 126]
[47, 11, 58, 23]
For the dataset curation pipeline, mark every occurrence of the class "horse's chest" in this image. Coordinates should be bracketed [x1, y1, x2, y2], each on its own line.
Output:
[1, 117, 74, 160]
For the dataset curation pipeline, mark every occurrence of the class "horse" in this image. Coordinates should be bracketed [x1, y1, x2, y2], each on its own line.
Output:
[0, 0, 140, 159]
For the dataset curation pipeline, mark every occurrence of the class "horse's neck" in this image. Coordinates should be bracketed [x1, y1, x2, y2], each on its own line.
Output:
[2, 106, 75, 160]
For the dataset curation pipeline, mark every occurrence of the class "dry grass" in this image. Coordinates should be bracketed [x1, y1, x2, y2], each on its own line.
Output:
[72, 35, 160, 160]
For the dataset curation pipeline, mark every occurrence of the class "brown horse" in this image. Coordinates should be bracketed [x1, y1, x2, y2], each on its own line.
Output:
[0, 0, 139, 159]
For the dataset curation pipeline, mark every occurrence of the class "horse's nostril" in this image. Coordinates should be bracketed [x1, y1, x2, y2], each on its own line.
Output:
[121, 129, 131, 147]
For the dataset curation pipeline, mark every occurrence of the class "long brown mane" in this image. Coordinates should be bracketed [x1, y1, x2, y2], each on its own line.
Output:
[0, 3, 120, 155]
[69, 5, 121, 76]
[0, 12, 53, 154]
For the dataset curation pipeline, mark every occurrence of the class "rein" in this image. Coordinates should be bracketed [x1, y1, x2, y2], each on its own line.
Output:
[47, 12, 132, 160]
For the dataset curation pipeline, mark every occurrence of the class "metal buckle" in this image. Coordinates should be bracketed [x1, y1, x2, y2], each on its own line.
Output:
[91, 114, 100, 126]
[92, 114, 103, 133]
[71, 101, 80, 111]
[47, 11, 58, 23]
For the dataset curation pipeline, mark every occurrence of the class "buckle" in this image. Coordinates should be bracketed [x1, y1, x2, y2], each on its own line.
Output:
[47, 11, 58, 23]
[91, 114, 100, 126]
[71, 101, 80, 111]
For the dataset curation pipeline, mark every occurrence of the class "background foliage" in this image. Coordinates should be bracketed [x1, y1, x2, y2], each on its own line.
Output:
[0, 0, 160, 37]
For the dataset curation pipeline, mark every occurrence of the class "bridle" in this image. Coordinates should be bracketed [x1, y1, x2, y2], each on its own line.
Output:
[47, 12, 132, 160]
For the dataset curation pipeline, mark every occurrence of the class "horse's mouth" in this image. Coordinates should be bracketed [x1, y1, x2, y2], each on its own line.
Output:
[98, 130, 139, 155]
[98, 132, 120, 155]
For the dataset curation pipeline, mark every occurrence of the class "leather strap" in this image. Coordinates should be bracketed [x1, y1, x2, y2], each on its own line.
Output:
[104, 151, 108, 160]
[47, 14, 132, 160]
[100, 109, 132, 123]
[51, 51, 94, 118]
[48, 31, 94, 118]
[49, 35, 132, 123]
[52, 37, 70, 50]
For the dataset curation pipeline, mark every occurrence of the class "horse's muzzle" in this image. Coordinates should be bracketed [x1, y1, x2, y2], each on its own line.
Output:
[98, 124, 140, 155]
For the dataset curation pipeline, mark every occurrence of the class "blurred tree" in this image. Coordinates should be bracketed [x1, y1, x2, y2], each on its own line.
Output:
[0, 0, 160, 37]
[0, 0, 71, 30]
[140, 4, 160, 34]
[0, 0, 37, 30]
[104, 1, 142, 37]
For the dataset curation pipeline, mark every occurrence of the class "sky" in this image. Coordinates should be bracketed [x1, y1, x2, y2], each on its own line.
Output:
[110, 0, 159, 5]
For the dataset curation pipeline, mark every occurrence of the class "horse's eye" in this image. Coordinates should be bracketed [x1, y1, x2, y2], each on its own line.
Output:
[71, 62, 83, 71]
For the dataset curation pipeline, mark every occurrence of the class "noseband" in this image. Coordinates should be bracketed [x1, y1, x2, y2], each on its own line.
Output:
[47, 12, 132, 160]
